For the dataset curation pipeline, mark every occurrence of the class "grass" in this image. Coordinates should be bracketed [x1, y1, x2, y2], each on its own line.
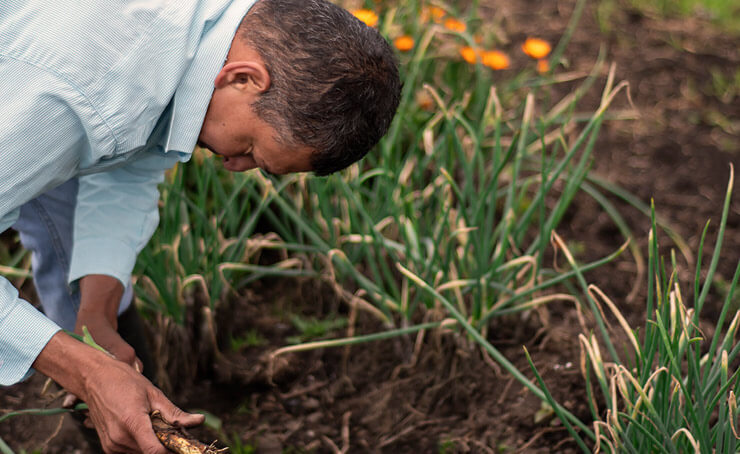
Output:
[596, 0, 740, 33]
[286, 314, 347, 344]
[229, 329, 268, 351]
[640, 0, 740, 31]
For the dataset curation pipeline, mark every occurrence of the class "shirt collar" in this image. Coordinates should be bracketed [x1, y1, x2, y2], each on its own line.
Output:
[161, 0, 258, 158]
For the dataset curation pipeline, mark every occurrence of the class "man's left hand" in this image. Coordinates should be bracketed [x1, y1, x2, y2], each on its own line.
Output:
[74, 274, 143, 372]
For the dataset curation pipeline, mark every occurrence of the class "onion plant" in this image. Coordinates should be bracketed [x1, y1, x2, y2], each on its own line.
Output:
[130, 0, 639, 395]
[0, 1, 646, 451]
[529, 166, 739, 452]
[249, 0, 633, 337]
[134, 152, 319, 325]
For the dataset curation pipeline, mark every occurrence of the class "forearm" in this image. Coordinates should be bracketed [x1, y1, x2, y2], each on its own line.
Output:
[31, 331, 109, 401]
[78, 274, 125, 328]
[32, 330, 204, 454]
[74, 274, 140, 369]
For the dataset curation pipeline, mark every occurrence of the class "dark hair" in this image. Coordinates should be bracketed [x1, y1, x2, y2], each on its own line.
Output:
[238, 0, 401, 175]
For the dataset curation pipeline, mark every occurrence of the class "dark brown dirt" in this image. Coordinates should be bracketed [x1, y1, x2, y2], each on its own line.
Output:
[1, 0, 738, 452]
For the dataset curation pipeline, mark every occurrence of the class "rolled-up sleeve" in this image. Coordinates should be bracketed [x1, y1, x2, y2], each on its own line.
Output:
[0, 276, 61, 385]
[69, 150, 180, 288]
[0, 209, 60, 385]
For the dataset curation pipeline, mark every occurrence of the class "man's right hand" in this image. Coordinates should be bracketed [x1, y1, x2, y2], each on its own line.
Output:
[33, 331, 205, 454]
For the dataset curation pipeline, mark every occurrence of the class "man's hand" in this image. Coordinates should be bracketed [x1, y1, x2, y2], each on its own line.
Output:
[34, 331, 205, 454]
[75, 274, 142, 371]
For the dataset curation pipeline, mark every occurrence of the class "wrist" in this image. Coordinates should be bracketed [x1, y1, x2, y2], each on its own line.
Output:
[79, 274, 125, 327]
[32, 331, 112, 401]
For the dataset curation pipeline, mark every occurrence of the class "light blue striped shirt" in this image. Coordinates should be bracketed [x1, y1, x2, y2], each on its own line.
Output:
[0, 0, 256, 385]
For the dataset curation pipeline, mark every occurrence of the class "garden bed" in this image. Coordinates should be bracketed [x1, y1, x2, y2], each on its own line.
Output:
[1, 0, 738, 452]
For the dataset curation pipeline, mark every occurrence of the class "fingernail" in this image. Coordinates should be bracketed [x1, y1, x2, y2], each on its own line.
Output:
[62, 394, 77, 408]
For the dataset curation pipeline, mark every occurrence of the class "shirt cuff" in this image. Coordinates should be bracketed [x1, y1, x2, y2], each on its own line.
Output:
[0, 298, 61, 385]
[68, 237, 137, 288]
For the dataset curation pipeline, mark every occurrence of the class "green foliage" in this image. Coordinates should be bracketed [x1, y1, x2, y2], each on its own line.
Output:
[598, 0, 740, 33]
[131, 3, 633, 446]
[227, 437, 257, 454]
[251, 0, 630, 336]
[287, 314, 347, 344]
[644, 0, 740, 31]
[530, 168, 739, 453]
[229, 329, 268, 351]
[708, 66, 740, 104]
[0, 232, 30, 282]
[438, 439, 456, 453]
[130, 1, 635, 360]
[125, 2, 655, 450]
[134, 154, 318, 324]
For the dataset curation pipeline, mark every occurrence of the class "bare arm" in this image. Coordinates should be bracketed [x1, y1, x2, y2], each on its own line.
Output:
[33, 331, 204, 454]
[74, 274, 142, 371]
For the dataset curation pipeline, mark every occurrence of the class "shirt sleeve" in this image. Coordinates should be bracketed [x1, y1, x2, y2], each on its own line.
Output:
[0, 58, 97, 385]
[0, 209, 61, 385]
[69, 150, 181, 288]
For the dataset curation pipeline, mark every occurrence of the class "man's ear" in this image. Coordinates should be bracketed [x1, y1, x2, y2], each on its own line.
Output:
[214, 61, 270, 93]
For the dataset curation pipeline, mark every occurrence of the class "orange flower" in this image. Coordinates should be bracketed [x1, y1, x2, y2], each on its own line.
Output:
[428, 6, 446, 23]
[352, 9, 379, 27]
[443, 17, 466, 33]
[460, 46, 479, 64]
[394, 35, 415, 52]
[522, 37, 551, 59]
[482, 50, 510, 70]
[420, 6, 445, 23]
[536, 59, 550, 73]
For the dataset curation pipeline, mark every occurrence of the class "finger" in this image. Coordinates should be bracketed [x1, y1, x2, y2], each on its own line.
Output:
[98, 432, 135, 454]
[112, 342, 137, 367]
[153, 400, 205, 428]
[83, 416, 95, 429]
[130, 414, 168, 454]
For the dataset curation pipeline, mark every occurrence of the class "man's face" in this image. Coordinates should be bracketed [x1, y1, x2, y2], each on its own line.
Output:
[197, 61, 315, 175]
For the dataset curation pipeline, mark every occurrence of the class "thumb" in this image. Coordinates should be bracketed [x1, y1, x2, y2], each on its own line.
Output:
[153, 400, 205, 428]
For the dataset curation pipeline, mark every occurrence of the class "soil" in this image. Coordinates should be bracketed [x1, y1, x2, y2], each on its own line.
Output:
[1, 1, 738, 453]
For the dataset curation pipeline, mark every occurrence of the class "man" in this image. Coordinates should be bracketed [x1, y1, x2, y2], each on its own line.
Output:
[0, 0, 401, 452]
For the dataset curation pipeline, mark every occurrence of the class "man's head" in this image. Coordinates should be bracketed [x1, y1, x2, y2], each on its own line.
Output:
[198, 0, 401, 176]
